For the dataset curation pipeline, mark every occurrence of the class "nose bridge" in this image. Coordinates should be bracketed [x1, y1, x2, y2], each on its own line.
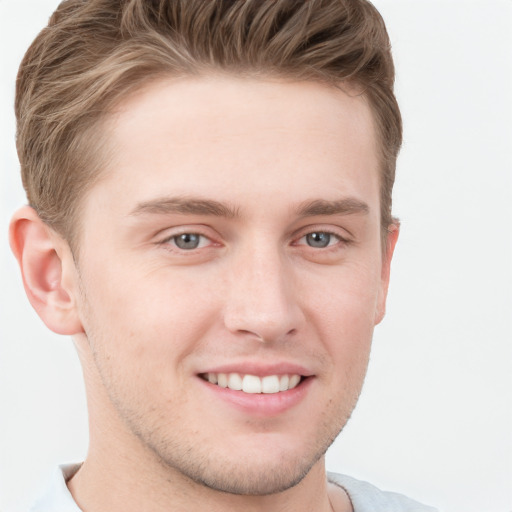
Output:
[223, 238, 302, 342]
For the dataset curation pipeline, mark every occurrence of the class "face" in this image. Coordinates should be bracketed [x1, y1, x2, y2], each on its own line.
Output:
[71, 76, 394, 495]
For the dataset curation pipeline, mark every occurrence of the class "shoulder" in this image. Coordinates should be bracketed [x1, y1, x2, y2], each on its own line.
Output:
[327, 472, 438, 512]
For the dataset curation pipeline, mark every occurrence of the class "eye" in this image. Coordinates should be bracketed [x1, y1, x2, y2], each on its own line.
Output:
[300, 231, 340, 248]
[170, 233, 210, 250]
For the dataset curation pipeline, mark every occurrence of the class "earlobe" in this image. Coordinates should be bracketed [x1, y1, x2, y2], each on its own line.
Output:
[374, 222, 400, 325]
[9, 206, 84, 335]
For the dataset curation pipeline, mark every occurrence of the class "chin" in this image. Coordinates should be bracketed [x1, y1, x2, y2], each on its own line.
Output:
[171, 451, 322, 496]
[146, 423, 343, 497]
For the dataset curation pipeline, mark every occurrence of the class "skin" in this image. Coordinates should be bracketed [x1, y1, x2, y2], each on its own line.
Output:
[10, 76, 398, 512]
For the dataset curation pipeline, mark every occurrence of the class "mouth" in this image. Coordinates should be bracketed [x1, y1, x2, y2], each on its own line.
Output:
[199, 372, 304, 394]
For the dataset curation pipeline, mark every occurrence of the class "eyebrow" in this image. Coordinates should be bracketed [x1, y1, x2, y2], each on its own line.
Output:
[296, 198, 369, 217]
[130, 196, 240, 218]
[129, 196, 369, 218]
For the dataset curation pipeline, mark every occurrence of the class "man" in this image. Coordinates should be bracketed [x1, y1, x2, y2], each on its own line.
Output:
[9, 1, 437, 510]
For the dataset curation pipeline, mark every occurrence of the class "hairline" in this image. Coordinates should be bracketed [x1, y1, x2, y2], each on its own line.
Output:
[51, 72, 393, 257]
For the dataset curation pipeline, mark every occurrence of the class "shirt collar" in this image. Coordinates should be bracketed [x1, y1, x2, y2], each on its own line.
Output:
[30, 463, 82, 512]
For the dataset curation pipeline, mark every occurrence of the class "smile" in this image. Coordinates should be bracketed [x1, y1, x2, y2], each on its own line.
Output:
[200, 373, 302, 394]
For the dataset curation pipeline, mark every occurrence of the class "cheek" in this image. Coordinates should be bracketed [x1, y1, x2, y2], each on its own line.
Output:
[303, 264, 380, 374]
[78, 260, 221, 367]
[306, 261, 381, 329]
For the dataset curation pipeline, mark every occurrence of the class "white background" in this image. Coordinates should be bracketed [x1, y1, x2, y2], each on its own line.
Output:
[0, 1, 510, 511]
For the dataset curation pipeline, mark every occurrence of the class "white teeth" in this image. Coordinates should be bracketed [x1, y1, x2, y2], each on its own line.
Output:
[262, 375, 280, 394]
[243, 374, 262, 393]
[217, 373, 228, 388]
[279, 375, 289, 391]
[289, 374, 301, 389]
[205, 372, 302, 393]
[228, 373, 243, 391]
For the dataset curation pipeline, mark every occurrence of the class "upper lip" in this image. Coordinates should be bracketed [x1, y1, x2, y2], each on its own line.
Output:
[198, 361, 314, 378]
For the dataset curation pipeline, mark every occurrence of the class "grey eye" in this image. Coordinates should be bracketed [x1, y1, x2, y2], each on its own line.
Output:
[305, 232, 332, 248]
[173, 233, 202, 250]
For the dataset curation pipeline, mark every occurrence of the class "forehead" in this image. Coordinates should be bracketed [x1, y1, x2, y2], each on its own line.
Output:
[92, 76, 379, 216]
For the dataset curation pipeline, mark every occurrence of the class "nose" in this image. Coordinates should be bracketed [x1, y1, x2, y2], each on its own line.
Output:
[223, 245, 304, 343]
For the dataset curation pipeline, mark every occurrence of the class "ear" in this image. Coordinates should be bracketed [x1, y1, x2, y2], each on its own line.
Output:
[374, 222, 400, 325]
[9, 206, 84, 335]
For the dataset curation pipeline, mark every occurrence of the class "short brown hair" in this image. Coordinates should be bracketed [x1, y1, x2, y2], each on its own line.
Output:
[15, 0, 402, 248]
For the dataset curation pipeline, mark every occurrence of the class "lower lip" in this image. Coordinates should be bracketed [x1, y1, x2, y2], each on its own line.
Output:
[199, 376, 313, 416]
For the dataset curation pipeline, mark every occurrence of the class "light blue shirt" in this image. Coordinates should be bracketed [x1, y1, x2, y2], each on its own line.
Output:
[29, 464, 438, 512]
